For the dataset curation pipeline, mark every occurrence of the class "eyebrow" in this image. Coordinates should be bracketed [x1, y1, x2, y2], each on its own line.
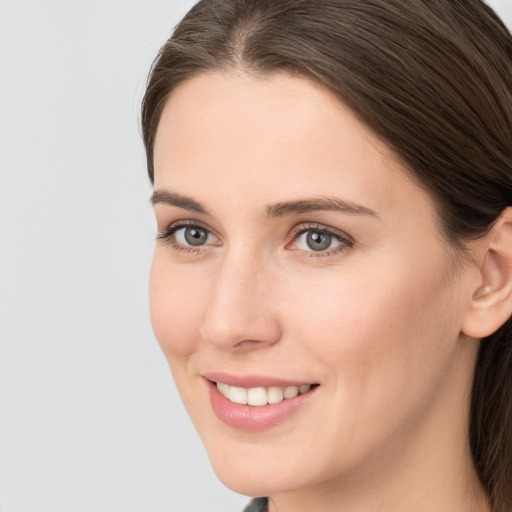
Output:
[151, 189, 209, 215]
[151, 190, 378, 218]
[265, 196, 378, 218]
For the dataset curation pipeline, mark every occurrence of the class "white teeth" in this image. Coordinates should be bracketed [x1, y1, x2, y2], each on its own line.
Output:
[217, 382, 229, 396]
[216, 382, 314, 406]
[267, 386, 284, 404]
[284, 386, 299, 399]
[247, 387, 268, 406]
[229, 386, 248, 405]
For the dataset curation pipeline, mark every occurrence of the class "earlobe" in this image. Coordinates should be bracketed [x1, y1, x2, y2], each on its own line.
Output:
[462, 208, 512, 339]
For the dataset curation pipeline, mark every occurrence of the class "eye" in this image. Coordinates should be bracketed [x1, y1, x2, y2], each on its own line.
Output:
[157, 222, 219, 252]
[288, 224, 353, 256]
[175, 226, 211, 246]
[297, 230, 339, 252]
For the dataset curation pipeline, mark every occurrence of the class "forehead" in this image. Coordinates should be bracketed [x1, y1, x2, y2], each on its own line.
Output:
[152, 71, 431, 224]
[153, 71, 352, 171]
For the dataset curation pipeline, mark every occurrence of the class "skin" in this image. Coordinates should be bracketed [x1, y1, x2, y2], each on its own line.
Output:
[150, 71, 492, 512]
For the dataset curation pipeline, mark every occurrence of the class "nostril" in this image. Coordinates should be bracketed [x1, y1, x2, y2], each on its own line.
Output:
[234, 339, 265, 349]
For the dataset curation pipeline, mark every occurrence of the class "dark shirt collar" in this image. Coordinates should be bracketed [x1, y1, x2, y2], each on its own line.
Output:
[242, 497, 268, 512]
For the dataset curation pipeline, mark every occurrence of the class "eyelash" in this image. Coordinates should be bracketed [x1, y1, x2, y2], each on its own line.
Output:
[156, 220, 216, 255]
[287, 223, 354, 257]
[156, 221, 354, 258]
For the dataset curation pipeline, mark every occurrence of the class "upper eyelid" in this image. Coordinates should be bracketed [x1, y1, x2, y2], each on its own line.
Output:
[158, 219, 218, 237]
[288, 222, 354, 242]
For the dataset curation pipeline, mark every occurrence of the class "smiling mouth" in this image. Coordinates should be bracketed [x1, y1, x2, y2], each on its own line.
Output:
[214, 381, 319, 407]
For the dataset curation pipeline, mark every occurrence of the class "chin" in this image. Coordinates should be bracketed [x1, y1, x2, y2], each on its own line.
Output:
[201, 430, 332, 498]
[210, 457, 300, 497]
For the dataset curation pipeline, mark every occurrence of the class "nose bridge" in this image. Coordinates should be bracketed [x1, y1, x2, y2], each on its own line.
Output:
[200, 243, 280, 349]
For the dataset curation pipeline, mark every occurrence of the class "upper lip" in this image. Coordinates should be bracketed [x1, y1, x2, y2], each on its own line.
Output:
[203, 372, 317, 388]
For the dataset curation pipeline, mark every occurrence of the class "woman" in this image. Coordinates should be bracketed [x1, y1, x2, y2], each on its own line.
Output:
[142, 1, 512, 511]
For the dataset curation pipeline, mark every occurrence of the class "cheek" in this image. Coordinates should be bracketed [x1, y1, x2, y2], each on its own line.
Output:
[286, 257, 460, 415]
[149, 253, 208, 360]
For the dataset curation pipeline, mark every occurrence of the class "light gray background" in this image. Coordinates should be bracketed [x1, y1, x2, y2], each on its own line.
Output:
[0, 1, 511, 511]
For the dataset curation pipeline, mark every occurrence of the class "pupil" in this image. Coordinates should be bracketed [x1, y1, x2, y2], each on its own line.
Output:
[306, 231, 331, 251]
[184, 227, 207, 246]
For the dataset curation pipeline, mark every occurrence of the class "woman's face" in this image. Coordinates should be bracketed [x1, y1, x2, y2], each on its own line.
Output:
[150, 72, 479, 498]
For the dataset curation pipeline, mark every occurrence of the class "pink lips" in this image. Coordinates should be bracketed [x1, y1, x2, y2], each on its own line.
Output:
[204, 372, 318, 432]
[204, 372, 313, 389]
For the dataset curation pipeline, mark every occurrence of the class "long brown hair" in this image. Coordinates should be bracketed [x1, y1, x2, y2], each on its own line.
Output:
[141, 1, 512, 509]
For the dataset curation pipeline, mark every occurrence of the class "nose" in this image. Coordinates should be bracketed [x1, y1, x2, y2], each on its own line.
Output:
[200, 249, 282, 351]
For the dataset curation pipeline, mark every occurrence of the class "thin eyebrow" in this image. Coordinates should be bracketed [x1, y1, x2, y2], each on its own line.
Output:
[265, 196, 378, 218]
[151, 190, 209, 215]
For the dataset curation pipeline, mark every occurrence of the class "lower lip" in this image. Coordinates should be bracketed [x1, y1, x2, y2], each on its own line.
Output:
[207, 381, 317, 431]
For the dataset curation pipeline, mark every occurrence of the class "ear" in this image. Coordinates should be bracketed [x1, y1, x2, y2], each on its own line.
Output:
[462, 208, 512, 339]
